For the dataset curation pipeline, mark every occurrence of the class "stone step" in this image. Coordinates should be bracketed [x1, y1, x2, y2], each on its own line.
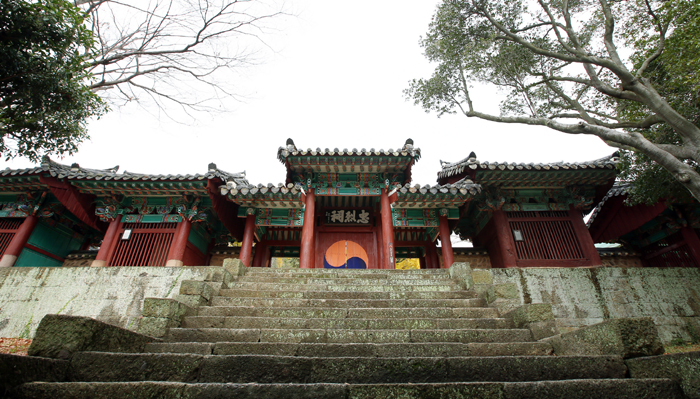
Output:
[244, 268, 450, 277]
[181, 316, 514, 330]
[163, 328, 533, 343]
[209, 297, 487, 308]
[217, 288, 477, 300]
[240, 272, 454, 280]
[17, 379, 685, 399]
[145, 341, 553, 357]
[65, 352, 629, 384]
[235, 276, 459, 285]
[196, 306, 501, 319]
[223, 282, 460, 292]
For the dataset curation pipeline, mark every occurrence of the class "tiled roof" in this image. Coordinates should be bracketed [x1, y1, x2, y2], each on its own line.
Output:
[219, 177, 480, 209]
[395, 177, 480, 196]
[65, 250, 99, 259]
[0, 157, 249, 185]
[451, 247, 489, 256]
[596, 247, 640, 257]
[277, 138, 421, 163]
[218, 182, 303, 197]
[586, 182, 632, 227]
[438, 153, 619, 179]
[218, 181, 305, 208]
[393, 177, 481, 208]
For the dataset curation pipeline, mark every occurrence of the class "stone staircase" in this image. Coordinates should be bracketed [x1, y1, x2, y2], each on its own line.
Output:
[11, 266, 689, 398]
[148, 268, 551, 358]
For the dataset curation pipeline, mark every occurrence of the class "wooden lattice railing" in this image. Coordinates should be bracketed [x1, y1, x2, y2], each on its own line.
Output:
[109, 223, 176, 266]
[0, 218, 23, 258]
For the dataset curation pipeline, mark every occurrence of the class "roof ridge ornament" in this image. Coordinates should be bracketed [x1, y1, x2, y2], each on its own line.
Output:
[286, 138, 297, 151]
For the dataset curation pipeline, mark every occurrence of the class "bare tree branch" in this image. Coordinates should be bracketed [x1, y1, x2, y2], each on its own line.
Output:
[76, 0, 288, 116]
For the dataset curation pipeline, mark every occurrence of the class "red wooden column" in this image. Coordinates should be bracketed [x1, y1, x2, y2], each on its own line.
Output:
[252, 241, 269, 267]
[568, 208, 602, 266]
[438, 214, 454, 268]
[492, 210, 518, 268]
[680, 227, 700, 267]
[299, 190, 316, 269]
[263, 245, 273, 268]
[376, 217, 384, 269]
[419, 255, 426, 270]
[91, 216, 123, 267]
[424, 240, 437, 268]
[166, 218, 192, 267]
[239, 214, 256, 267]
[0, 216, 38, 267]
[380, 189, 395, 269]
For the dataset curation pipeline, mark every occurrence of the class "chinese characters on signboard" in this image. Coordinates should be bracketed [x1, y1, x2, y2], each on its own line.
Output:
[325, 209, 371, 225]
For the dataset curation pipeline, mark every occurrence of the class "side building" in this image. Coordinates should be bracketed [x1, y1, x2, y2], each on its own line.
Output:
[587, 183, 700, 267]
[0, 157, 248, 268]
[438, 152, 618, 268]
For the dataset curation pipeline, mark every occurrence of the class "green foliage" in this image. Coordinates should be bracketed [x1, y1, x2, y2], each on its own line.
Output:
[0, 0, 105, 162]
[407, 0, 700, 202]
[618, 0, 700, 204]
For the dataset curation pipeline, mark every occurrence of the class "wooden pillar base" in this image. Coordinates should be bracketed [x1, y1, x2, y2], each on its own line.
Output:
[568, 208, 602, 266]
[93, 216, 123, 267]
[166, 219, 192, 267]
[493, 210, 518, 268]
[0, 255, 18, 268]
[165, 259, 185, 267]
[0, 215, 39, 268]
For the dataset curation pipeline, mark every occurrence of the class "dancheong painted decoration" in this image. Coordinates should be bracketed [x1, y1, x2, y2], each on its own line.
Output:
[0, 138, 697, 269]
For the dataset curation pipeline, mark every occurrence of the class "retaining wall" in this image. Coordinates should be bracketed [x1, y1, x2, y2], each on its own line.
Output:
[0, 266, 225, 339]
[485, 267, 700, 343]
[2, 265, 699, 344]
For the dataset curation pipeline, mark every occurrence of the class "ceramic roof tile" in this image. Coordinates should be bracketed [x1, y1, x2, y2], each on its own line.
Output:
[277, 138, 421, 162]
[0, 157, 249, 185]
[396, 177, 481, 196]
[438, 152, 619, 179]
[586, 182, 632, 227]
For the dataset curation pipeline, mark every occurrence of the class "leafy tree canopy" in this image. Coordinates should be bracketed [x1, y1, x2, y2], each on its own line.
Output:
[0, 0, 105, 162]
[618, 0, 700, 204]
[407, 0, 700, 202]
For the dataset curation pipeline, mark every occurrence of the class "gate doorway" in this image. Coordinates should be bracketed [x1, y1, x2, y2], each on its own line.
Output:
[317, 231, 377, 269]
[323, 240, 368, 269]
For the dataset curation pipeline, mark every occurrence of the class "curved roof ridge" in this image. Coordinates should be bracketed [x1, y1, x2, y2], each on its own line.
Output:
[1, 157, 249, 184]
[586, 181, 633, 227]
[438, 152, 619, 179]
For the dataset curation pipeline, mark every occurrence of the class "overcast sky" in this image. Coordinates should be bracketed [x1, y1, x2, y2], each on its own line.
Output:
[2, 0, 614, 186]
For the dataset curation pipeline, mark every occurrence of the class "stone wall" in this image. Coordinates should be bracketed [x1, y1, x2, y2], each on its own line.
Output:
[209, 248, 240, 267]
[61, 252, 97, 267]
[0, 266, 228, 339]
[486, 267, 700, 343]
[452, 252, 643, 270]
[600, 255, 643, 268]
[454, 254, 492, 269]
[61, 258, 94, 267]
